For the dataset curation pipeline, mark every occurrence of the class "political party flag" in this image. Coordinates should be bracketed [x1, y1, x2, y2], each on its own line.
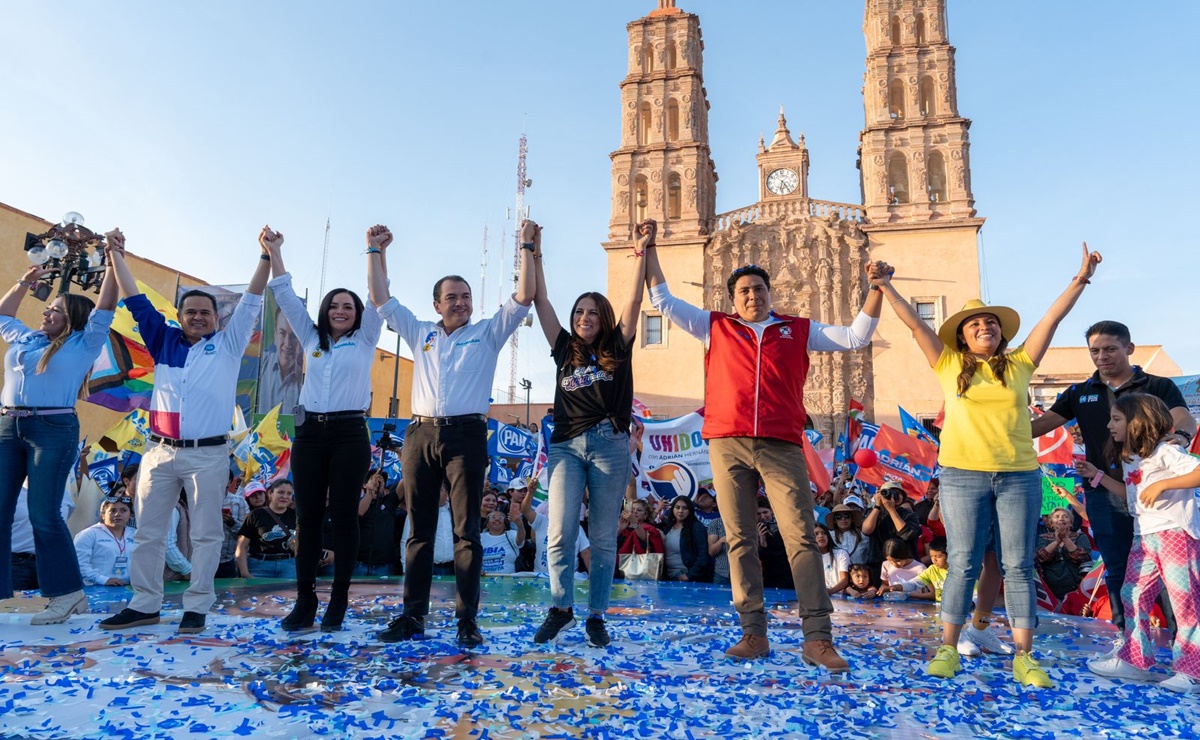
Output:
[1031, 405, 1074, 467]
[803, 435, 831, 495]
[1035, 572, 1060, 613]
[899, 406, 938, 447]
[854, 423, 938, 499]
[96, 409, 152, 455]
[531, 415, 554, 502]
[86, 455, 122, 495]
[234, 405, 292, 482]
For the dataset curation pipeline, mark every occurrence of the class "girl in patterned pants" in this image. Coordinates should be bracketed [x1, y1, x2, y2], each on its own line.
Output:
[1082, 393, 1200, 693]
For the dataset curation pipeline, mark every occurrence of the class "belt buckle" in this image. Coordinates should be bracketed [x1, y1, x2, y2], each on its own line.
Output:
[6, 408, 33, 418]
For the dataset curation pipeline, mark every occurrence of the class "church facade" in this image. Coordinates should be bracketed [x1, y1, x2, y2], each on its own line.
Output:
[603, 0, 983, 438]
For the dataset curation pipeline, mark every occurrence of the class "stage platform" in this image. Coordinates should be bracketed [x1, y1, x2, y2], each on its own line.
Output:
[0, 577, 1194, 739]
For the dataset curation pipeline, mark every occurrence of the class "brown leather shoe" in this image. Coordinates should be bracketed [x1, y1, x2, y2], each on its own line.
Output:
[725, 634, 771, 660]
[802, 639, 849, 673]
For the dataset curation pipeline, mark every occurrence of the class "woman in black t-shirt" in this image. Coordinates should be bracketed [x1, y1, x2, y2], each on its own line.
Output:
[528, 218, 653, 648]
[236, 480, 297, 580]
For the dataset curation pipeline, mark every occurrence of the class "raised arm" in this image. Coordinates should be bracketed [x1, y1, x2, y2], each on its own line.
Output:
[520, 479, 538, 525]
[644, 226, 710, 341]
[260, 226, 288, 278]
[366, 224, 392, 308]
[869, 261, 944, 367]
[261, 228, 319, 348]
[245, 237, 272, 297]
[529, 220, 563, 346]
[0, 266, 48, 318]
[514, 221, 535, 307]
[105, 240, 140, 299]
[95, 230, 122, 311]
[1023, 243, 1102, 365]
[619, 220, 654, 345]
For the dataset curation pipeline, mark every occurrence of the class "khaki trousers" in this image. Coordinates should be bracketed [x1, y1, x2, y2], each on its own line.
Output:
[129, 443, 228, 614]
[709, 436, 832, 640]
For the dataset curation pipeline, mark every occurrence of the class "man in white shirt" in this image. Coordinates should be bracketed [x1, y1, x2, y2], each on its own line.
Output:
[368, 222, 535, 647]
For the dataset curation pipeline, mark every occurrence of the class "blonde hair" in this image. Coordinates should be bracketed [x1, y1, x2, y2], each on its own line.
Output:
[36, 294, 95, 375]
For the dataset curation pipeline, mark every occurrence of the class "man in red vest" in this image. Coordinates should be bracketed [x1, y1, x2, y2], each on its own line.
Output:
[645, 246, 886, 670]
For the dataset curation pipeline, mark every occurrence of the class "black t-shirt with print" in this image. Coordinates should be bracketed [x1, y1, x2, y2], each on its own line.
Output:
[238, 507, 296, 557]
[550, 328, 633, 443]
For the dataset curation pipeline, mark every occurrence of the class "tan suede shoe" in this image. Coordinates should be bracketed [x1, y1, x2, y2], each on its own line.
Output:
[801, 639, 849, 673]
[725, 634, 771, 660]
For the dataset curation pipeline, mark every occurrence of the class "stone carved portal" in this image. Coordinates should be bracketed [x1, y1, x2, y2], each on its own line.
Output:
[704, 212, 873, 440]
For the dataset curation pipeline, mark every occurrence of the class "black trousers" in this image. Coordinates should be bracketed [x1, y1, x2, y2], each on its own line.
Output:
[401, 417, 487, 621]
[291, 416, 371, 585]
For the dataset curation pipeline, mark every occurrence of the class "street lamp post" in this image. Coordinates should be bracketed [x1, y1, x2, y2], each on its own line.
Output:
[520, 378, 532, 427]
[22, 212, 109, 299]
[389, 332, 402, 418]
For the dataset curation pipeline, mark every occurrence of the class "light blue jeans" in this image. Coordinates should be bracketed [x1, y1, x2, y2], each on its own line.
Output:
[938, 467, 1042, 630]
[547, 423, 629, 614]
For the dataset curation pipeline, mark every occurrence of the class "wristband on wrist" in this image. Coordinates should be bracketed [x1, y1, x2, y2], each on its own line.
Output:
[521, 243, 535, 252]
[1175, 429, 1193, 443]
[1073, 275, 1090, 285]
[260, 254, 271, 261]
[366, 247, 381, 255]
[1089, 471, 1104, 488]
[18, 280, 33, 289]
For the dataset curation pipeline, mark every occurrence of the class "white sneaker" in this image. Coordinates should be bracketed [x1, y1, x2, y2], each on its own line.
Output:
[30, 590, 88, 625]
[1096, 635, 1127, 662]
[1159, 672, 1200, 694]
[958, 624, 1014, 656]
[1087, 655, 1154, 682]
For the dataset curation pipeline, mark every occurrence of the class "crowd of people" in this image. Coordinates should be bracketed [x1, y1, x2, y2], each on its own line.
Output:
[3, 220, 1199, 695]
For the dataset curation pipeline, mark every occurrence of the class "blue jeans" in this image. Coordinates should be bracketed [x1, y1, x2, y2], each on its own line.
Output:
[938, 467, 1041, 630]
[247, 557, 297, 580]
[547, 423, 629, 614]
[0, 414, 84, 598]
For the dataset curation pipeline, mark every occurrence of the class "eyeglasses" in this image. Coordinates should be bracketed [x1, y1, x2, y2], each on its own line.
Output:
[834, 513, 852, 520]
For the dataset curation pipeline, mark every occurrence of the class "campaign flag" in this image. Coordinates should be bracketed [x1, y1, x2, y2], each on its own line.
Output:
[1040, 472, 1078, 516]
[631, 397, 653, 419]
[531, 415, 554, 501]
[486, 418, 536, 488]
[805, 429, 824, 447]
[365, 418, 410, 485]
[636, 411, 711, 501]
[1031, 405, 1074, 467]
[838, 398, 866, 462]
[1035, 572, 1060, 613]
[899, 406, 939, 447]
[96, 409, 152, 455]
[854, 423, 938, 499]
[234, 405, 292, 483]
[803, 436, 831, 495]
[87, 455, 122, 495]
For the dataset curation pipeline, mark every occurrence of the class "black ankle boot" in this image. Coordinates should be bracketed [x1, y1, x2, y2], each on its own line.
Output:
[321, 582, 350, 632]
[282, 583, 318, 631]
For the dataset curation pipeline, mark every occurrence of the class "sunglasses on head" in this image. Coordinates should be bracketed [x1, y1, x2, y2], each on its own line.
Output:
[103, 495, 132, 507]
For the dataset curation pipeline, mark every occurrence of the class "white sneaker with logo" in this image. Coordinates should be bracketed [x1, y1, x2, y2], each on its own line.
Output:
[1087, 655, 1153, 683]
[957, 624, 1014, 657]
[1159, 672, 1200, 694]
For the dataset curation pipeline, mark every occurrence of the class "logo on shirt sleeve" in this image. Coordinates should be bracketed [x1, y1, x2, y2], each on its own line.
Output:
[422, 331, 436, 352]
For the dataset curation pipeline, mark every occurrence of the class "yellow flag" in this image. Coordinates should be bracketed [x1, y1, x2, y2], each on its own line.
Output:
[97, 409, 152, 454]
[111, 280, 179, 344]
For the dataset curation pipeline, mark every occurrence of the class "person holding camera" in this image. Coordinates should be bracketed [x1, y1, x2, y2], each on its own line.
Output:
[861, 481, 922, 583]
[259, 226, 381, 632]
[368, 221, 534, 648]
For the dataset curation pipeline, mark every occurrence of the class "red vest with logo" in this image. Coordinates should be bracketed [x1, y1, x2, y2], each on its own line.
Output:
[703, 312, 811, 446]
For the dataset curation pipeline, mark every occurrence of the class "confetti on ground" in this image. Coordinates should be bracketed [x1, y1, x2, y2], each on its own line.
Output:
[0, 578, 1193, 739]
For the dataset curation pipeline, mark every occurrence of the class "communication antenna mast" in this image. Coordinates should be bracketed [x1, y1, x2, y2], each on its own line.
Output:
[480, 225, 489, 309]
[319, 216, 331, 300]
[507, 133, 531, 403]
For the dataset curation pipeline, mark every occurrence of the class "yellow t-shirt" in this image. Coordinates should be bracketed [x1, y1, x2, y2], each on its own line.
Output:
[934, 345, 1038, 472]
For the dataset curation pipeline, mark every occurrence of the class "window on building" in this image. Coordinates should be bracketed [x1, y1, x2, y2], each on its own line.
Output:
[891, 16, 901, 46]
[668, 43, 677, 71]
[644, 314, 664, 346]
[638, 103, 652, 146]
[915, 14, 927, 44]
[668, 173, 682, 219]
[635, 176, 649, 223]
[915, 300, 937, 330]
[667, 100, 680, 140]
[889, 79, 906, 120]
[927, 151, 948, 202]
[643, 46, 655, 74]
[919, 77, 936, 117]
[887, 153, 909, 204]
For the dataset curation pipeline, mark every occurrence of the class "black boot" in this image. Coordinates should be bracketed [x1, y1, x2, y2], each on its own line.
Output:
[321, 581, 350, 632]
[282, 582, 318, 631]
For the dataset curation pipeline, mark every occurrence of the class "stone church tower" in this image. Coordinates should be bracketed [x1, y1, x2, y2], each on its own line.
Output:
[606, 0, 981, 435]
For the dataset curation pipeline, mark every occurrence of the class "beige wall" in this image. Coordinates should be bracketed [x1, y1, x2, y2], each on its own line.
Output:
[865, 220, 983, 428]
[606, 240, 708, 420]
[1, 201, 413, 441]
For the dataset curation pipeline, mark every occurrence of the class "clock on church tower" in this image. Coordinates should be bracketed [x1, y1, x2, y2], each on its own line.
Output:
[757, 107, 809, 201]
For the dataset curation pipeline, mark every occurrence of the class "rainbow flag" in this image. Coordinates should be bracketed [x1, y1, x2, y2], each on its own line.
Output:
[86, 281, 179, 412]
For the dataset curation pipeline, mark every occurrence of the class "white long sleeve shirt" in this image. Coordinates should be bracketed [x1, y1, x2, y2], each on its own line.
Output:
[378, 295, 529, 417]
[74, 523, 138, 585]
[648, 283, 877, 350]
[268, 273, 384, 413]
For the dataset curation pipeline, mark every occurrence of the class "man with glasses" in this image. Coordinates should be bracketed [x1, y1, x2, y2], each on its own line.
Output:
[645, 250, 886, 669]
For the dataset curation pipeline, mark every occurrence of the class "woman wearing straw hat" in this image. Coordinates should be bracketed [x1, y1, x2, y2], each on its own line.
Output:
[869, 245, 1101, 688]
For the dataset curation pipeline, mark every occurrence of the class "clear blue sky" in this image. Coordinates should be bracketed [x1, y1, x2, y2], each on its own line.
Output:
[4, 1, 1197, 403]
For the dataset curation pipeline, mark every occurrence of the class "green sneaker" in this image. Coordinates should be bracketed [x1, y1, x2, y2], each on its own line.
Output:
[1013, 650, 1053, 688]
[925, 644, 962, 679]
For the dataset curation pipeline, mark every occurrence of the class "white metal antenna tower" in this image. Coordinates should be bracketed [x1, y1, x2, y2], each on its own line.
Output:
[479, 225, 489, 310]
[319, 216, 331, 300]
[506, 134, 530, 403]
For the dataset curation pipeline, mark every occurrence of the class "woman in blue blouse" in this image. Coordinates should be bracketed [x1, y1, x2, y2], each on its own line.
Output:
[0, 232, 119, 624]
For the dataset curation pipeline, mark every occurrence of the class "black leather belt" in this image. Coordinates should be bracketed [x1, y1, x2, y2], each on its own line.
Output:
[1, 406, 75, 418]
[250, 553, 293, 561]
[150, 433, 228, 448]
[11, 552, 36, 563]
[309, 410, 366, 423]
[412, 414, 487, 427]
